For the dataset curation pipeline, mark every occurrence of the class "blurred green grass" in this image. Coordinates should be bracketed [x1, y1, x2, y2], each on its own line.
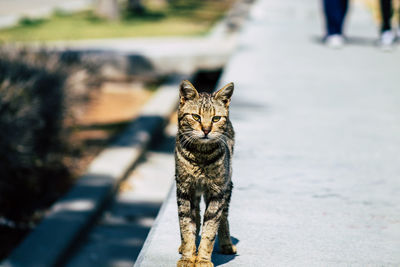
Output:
[0, 0, 234, 42]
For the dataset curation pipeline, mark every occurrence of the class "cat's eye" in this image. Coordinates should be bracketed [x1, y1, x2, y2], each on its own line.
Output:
[212, 116, 221, 122]
[192, 114, 201, 122]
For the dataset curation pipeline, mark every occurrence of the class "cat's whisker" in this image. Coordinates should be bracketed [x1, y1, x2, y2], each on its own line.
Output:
[216, 136, 229, 149]
[179, 134, 196, 149]
[179, 137, 190, 149]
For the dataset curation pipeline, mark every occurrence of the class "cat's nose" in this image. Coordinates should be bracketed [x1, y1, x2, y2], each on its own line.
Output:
[202, 127, 211, 136]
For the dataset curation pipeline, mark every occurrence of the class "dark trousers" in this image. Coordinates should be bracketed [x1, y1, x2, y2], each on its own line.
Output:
[323, 0, 349, 36]
[380, 0, 393, 32]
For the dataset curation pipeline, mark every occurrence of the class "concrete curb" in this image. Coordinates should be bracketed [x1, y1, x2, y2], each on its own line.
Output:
[45, 37, 237, 78]
[1, 76, 184, 267]
[134, 183, 176, 267]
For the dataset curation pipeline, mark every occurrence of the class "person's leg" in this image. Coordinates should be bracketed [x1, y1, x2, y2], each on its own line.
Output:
[323, 0, 348, 36]
[394, 0, 400, 33]
[398, 2, 400, 37]
[339, 0, 349, 34]
[379, 0, 395, 50]
[380, 0, 392, 32]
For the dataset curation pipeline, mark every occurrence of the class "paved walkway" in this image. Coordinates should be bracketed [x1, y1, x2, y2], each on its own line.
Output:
[136, 0, 400, 266]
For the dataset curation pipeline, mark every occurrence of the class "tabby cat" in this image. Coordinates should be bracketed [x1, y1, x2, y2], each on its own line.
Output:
[175, 80, 236, 267]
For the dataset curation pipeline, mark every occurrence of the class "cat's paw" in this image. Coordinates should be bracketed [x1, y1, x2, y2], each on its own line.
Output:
[219, 244, 237, 255]
[194, 259, 214, 267]
[177, 257, 196, 267]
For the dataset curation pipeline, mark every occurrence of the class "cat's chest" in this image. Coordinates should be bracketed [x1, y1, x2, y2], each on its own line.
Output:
[191, 159, 225, 178]
[176, 144, 230, 183]
[193, 162, 226, 183]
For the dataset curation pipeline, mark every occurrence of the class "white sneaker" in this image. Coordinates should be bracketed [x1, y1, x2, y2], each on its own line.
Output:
[380, 30, 395, 51]
[325, 34, 344, 49]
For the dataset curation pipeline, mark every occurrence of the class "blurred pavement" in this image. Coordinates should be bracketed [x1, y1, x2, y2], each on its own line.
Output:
[136, 0, 400, 266]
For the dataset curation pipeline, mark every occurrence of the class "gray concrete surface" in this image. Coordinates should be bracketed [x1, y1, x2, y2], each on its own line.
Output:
[48, 37, 238, 76]
[1, 78, 182, 267]
[136, 0, 400, 266]
[65, 125, 176, 267]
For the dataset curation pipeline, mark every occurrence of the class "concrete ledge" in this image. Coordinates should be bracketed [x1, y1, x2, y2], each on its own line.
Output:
[46, 37, 237, 78]
[134, 184, 180, 267]
[1, 76, 184, 267]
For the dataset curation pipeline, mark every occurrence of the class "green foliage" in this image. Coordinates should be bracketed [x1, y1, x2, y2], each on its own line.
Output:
[122, 8, 166, 21]
[0, 48, 100, 223]
[0, 0, 234, 41]
[0, 54, 67, 222]
[18, 17, 46, 27]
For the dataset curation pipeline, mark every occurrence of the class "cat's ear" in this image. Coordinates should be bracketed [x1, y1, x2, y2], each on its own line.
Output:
[213, 82, 234, 106]
[180, 80, 199, 104]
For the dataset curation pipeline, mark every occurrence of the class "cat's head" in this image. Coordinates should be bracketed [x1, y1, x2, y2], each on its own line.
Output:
[178, 80, 233, 143]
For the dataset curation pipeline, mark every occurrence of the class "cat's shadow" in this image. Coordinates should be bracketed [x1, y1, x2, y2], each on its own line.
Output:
[210, 236, 240, 266]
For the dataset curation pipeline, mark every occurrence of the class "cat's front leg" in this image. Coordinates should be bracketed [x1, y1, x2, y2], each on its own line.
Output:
[179, 195, 200, 254]
[196, 194, 225, 267]
[218, 181, 236, 255]
[177, 189, 197, 267]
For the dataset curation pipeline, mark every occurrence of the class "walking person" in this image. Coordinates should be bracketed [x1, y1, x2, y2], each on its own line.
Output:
[322, 0, 349, 48]
[379, 0, 400, 50]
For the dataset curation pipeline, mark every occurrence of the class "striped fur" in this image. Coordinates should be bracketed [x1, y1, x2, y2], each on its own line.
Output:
[175, 80, 236, 267]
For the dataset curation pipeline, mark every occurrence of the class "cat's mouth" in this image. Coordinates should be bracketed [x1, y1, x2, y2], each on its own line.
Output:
[200, 135, 219, 142]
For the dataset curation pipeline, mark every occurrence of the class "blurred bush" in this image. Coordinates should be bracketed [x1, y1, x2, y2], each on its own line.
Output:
[18, 17, 46, 27]
[0, 47, 100, 224]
